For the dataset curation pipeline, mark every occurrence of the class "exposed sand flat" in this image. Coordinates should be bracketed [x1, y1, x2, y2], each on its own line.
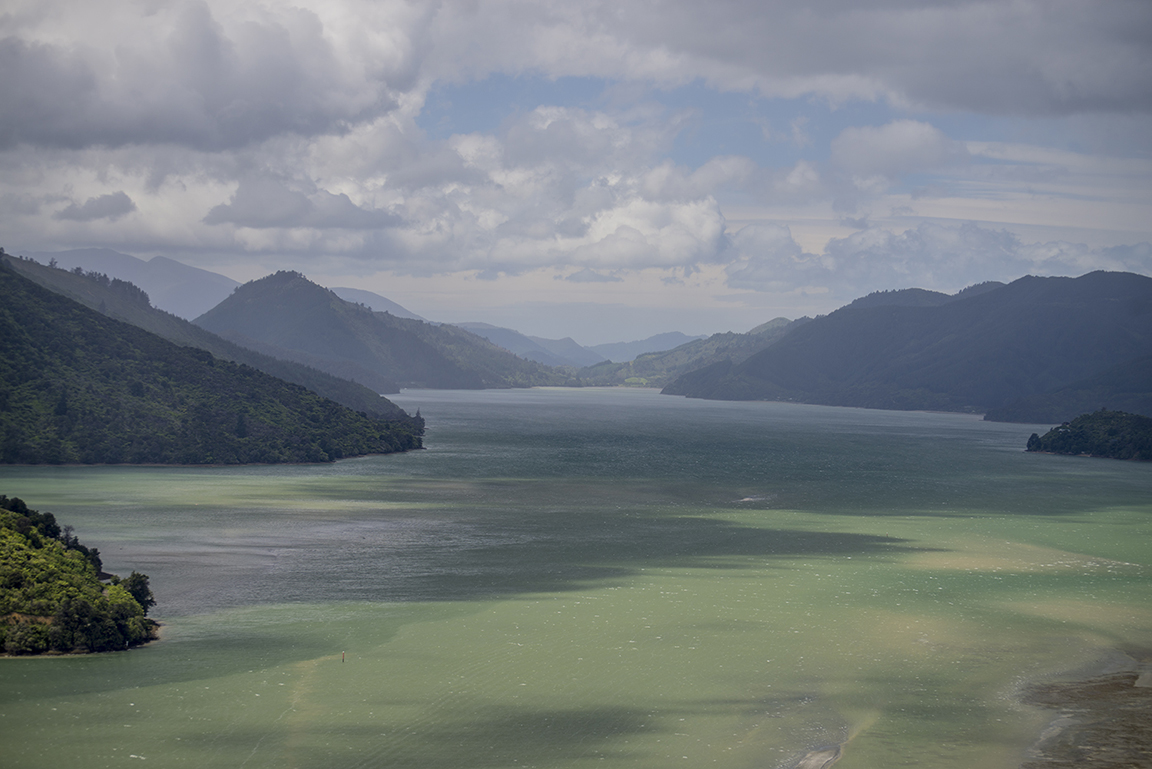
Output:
[790, 745, 841, 769]
[905, 539, 1139, 574]
[1022, 668, 1152, 768]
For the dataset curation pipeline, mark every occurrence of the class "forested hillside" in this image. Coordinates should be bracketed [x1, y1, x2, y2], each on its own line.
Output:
[0, 263, 423, 464]
[664, 272, 1152, 418]
[195, 271, 571, 389]
[580, 318, 801, 388]
[3, 252, 407, 418]
[0, 495, 157, 654]
[1026, 410, 1152, 460]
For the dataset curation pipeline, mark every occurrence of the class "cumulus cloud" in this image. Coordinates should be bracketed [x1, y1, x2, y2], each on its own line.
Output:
[53, 191, 137, 222]
[0, 0, 402, 150]
[2, 0, 1149, 324]
[831, 120, 969, 179]
[560, 268, 622, 283]
[203, 177, 400, 229]
[726, 220, 1152, 299]
[3, 0, 1148, 156]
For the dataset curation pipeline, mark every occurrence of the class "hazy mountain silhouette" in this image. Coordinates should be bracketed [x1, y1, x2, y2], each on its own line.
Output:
[588, 332, 707, 363]
[330, 286, 426, 321]
[580, 318, 802, 388]
[0, 261, 422, 465]
[195, 271, 569, 389]
[3, 254, 406, 417]
[664, 272, 1152, 419]
[22, 248, 239, 320]
[455, 323, 612, 368]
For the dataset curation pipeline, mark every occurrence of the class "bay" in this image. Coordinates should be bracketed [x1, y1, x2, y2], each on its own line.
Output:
[1, 387, 1149, 768]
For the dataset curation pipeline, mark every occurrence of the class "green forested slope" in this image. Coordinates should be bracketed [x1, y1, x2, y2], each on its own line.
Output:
[2, 253, 406, 417]
[0, 263, 423, 464]
[195, 271, 568, 389]
[987, 354, 1152, 422]
[1026, 410, 1152, 460]
[578, 318, 801, 388]
[0, 495, 157, 654]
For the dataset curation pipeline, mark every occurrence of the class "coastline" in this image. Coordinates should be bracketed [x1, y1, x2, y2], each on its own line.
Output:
[0, 621, 161, 659]
[1020, 648, 1152, 768]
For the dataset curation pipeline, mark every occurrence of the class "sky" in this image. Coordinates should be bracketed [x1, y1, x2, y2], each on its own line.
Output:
[3, 0, 1151, 344]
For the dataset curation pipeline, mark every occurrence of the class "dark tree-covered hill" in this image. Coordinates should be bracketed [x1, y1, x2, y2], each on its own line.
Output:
[0, 495, 157, 654]
[663, 271, 1152, 418]
[986, 354, 1152, 423]
[0, 263, 423, 464]
[194, 271, 571, 389]
[2, 252, 407, 417]
[1026, 410, 1152, 461]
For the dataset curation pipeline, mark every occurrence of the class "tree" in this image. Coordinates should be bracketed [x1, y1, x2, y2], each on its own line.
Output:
[118, 571, 156, 615]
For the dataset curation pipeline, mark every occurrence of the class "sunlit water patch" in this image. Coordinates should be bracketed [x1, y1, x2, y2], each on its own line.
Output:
[2, 388, 1150, 768]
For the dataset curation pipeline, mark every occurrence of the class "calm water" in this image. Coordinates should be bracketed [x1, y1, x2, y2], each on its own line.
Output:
[1, 388, 1150, 768]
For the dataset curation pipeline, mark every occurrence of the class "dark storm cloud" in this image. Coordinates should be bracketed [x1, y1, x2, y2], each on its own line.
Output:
[0, 2, 395, 151]
[617, 0, 1152, 116]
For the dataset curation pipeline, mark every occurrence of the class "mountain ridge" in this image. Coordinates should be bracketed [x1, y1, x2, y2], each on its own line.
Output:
[663, 271, 1152, 420]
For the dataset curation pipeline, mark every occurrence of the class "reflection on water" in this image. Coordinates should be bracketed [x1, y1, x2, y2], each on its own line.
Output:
[1, 388, 1150, 768]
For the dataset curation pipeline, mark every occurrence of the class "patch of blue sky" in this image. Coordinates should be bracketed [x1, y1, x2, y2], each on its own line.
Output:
[417, 73, 1061, 170]
[418, 74, 608, 139]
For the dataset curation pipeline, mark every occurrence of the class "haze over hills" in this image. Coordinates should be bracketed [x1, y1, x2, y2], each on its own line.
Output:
[331, 286, 426, 321]
[579, 318, 801, 388]
[587, 332, 707, 363]
[23, 248, 239, 320]
[455, 323, 606, 368]
[457, 324, 708, 367]
[2, 253, 407, 419]
[19, 249, 694, 368]
[195, 272, 571, 390]
[10, 249, 1148, 422]
[664, 271, 1152, 421]
[0, 262, 423, 464]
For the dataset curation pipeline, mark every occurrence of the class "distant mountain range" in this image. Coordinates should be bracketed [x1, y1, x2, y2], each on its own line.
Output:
[22, 248, 239, 320]
[195, 272, 572, 390]
[18, 248, 688, 369]
[455, 324, 706, 367]
[330, 286, 426, 321]
[663, 272, 1152, 422]
[578, 318, 802, 388]
[0, 260, 422, 464]
[12, 248, 1149, 423]
[3, 254, 408, 418]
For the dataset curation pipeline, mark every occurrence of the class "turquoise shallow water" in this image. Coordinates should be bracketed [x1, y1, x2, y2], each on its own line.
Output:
[1, 388, 1150, 768]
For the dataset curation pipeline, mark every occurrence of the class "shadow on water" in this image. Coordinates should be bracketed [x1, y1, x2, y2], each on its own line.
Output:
[275, 506, 933, 604]
[175, 706, 658, 769]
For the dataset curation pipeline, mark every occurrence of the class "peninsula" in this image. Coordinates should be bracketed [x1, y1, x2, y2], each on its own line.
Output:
[0, 495, 157, 654]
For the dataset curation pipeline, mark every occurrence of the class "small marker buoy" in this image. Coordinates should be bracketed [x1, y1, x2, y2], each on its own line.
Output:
[342, 651, 345, 663]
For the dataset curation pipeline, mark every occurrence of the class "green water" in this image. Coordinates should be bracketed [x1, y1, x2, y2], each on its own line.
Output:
[1, 388, 1150, 768]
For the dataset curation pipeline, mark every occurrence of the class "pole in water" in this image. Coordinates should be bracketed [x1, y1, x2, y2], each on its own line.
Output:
[342, 651, 345, 663]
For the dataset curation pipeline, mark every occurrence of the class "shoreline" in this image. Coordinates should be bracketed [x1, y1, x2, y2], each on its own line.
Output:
[0, 621, 162, 659]
[1020, 647, 1152, 768]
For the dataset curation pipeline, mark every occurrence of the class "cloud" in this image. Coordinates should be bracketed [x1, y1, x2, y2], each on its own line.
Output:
[1, 0, 1149, 322]
[0, 0, 401, 151]
[3, 0, 1148, 156]
[53, 191, 137, 222]
[726, 220, 1152, 298]
[559, 268, 623, 283]
[831, 120, 969, 179]
[203, 177, 401, 229]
